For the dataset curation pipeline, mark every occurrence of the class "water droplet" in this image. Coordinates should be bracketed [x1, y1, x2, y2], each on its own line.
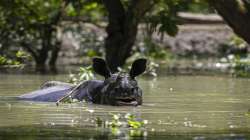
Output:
[143, 131, 148, 137]
[143, 120, 148, 125]
[169, 88, 173, 91]
[87, 109, 94, 113]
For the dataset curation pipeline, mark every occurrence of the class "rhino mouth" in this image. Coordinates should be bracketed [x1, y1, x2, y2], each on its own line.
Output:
[115, 97, 138, 106]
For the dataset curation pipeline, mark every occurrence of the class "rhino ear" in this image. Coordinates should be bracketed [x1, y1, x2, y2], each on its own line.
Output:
[129, 58, 147, 79]
[93, 58, 111, 78]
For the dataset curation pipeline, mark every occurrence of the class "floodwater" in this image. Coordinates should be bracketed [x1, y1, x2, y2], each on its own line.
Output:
[0, 74, 250, 139]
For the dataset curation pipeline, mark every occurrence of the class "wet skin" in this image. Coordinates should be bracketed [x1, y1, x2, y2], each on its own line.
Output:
[19, 58, 147, 106]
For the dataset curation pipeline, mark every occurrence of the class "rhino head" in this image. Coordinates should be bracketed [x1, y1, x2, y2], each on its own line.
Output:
[93, 58, 147, 106]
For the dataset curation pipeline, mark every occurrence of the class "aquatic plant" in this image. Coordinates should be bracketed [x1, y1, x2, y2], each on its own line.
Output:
[94, 113, 148, 137]
[246, 109, 250, 117]
[96, 113, 147, 129]
[68, 66, 95, 85]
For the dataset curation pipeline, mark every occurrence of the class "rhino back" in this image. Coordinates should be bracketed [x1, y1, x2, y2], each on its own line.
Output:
[73, 80, 104, 102]
[19, 85, 73, 102]
[19, 80, 104, 102]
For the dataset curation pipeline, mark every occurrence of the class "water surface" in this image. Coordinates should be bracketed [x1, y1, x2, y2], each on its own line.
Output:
[0, 74, 250, 139]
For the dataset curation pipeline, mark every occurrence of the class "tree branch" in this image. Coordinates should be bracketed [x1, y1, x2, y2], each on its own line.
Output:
[49, 0, 71, 25]
[128, 0, 155, 18]
[18, 1, 39, 18]
[208, 0, 250, 44]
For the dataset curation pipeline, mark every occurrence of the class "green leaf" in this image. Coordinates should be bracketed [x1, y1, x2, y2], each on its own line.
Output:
[66, 3, 77, 16]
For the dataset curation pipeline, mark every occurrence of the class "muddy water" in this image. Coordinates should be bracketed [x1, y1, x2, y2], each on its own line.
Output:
[0, 74, 250, 139]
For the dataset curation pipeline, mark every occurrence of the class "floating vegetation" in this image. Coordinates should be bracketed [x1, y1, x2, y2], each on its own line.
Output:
[246, 109, 250, 117]
[94, 113, 148, 137]
[68, 66, 95, 85]
[95, 113, 147, 129]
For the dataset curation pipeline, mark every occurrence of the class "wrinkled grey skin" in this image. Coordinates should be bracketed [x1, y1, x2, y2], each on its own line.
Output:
[19, 80, 104, 103]
[98, 73, 143, 106]
[19, 58, 147, 106]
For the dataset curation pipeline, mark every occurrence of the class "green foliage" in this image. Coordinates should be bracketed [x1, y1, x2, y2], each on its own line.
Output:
[182, 0, 213, 14]
[16, 50, 30, 59]
[218, 35, 250, 77]
[125, 113, 146, 129]
[68, 1, 104, 22]
[233, 56, 250, 78]
[63, 23, 105, 58]
[219, 54, 250, 78]
[143, 37, 172, 59]
[0, 0, 104, 69]
[68, 66, 95, 85]
[144, 0, 212, 40]
[99, 113, 148, 137]
[0, 0, 62, 34]
[95, 113, 147, 130]
[0, 56, 20, 66]
[0, 0, 66, 68]
[0, 50, 30, 67]
[229, 35, 248, 49]
[144, 0, 212, 37]
[145, 0, 180, 37]
[0, 0, 214, 71]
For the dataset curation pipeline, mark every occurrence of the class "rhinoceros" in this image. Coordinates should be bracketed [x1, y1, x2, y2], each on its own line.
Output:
[19, 58, 147, 106]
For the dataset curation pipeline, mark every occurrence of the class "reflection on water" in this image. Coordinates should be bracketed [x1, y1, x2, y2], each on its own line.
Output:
[0, 74, 250, 139]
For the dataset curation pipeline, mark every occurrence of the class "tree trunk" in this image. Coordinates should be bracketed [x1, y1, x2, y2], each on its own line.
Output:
[105, 13, 138, 72]
[208, 0, 250, 44]
[23, 1, 67, 73]
[35, 48, 49, 73]
[20, 42, 46, 73]
[35, 60, 47, 73]
[103, 0, 152, 72]
[34, 25, 53, 73]
[49, 40, 61, 73]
